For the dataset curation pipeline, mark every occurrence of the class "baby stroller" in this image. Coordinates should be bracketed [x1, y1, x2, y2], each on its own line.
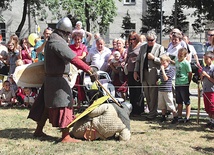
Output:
[72, 67, 124, 113]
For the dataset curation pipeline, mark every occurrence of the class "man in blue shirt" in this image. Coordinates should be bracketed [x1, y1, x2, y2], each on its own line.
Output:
[35, 27, 53, 61]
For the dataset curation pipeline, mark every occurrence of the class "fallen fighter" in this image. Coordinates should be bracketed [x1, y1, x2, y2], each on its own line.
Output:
[71, 102, 132, 141]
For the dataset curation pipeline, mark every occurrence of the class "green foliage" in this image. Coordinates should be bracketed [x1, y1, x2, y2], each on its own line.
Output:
[179, 0, 214, 33]
[0, 15, 5, 22]
[180, 0, 214, 21]
[0, 0, 15, 11]
[192, 16, 206, 34]
[121, 10, 134, 38]
[43, 0, 118, 34]
[1, 0, 118, 35]
[0, 0, 47, 36]
[140, 0, 164, 34]
[97, 0, 117, 34]
[163, 1, 189, 34]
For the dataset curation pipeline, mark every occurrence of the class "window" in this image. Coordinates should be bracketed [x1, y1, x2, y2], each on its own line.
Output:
[124, 0, 136, 5]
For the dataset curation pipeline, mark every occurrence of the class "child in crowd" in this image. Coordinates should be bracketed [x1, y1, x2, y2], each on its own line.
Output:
[0, 80, 16, 107]
[110, 51, 124, 83]
[7, 75, 25, 106]
[23, 87, 37, 108]
[72, 21, 85, 35]
[201, 51, 214, 129]
[175, 48, 192, 123]
[157, 55, 178, 123]
[71, 21, 92, 45]
[8, 75, 18, 93]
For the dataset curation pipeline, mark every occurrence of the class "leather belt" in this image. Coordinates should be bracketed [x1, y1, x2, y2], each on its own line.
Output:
[45, 73, 71, 82]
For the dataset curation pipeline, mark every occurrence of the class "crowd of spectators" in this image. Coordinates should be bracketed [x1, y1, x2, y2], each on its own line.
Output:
[0, 23, 214, 129]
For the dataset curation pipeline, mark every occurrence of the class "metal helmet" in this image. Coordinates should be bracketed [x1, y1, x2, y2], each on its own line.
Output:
[56, 17, 73, 33]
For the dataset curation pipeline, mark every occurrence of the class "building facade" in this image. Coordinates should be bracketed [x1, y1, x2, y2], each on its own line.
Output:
[0, 0, 211, 45]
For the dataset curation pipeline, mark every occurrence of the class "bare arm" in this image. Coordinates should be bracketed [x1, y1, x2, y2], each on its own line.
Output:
[201, 71, 214, 84]
[36, 41, 46, 53]
[188, 72, 192, 84]
[193, 54, 201, 68]
[161, 65, 168, 81]
[78, 51, 87, 60]
[85, 31, 92, 44]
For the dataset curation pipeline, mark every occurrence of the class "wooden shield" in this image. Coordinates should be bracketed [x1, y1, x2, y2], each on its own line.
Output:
[13, 62, 78, 88]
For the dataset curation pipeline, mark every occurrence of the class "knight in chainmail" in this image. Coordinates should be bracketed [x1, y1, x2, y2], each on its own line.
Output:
[71, 102, 132, 141]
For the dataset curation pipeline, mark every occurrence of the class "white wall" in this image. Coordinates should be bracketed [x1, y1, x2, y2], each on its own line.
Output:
[108, 0, 144, 44]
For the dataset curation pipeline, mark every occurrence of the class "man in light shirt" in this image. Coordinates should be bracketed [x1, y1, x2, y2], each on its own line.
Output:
[86, 38, 111, 71]
[183, 35, 201, 68]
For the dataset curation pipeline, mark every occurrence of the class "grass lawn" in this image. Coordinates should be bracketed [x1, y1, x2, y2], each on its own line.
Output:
[0, 83, 213, 155]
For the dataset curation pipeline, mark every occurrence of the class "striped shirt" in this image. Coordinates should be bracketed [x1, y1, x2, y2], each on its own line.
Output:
[158, 66, 175, 92]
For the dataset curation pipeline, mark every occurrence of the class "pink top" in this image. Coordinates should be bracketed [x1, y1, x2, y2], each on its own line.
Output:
[69, 43, 88, 56]
[21, 49, 32, 64]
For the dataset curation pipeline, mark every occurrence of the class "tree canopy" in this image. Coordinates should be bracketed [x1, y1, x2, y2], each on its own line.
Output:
[180, 0, 214, 21]
[179, 0, 214, 33]
[121, 10, 135, 38]
[0, 0, 46, 36]
[163, 0, 189, 34]
[42, 0, 119, 34]
[0, 0, 119, 36]
[140, 0, 164, 34]
[141, 0, 214, 35]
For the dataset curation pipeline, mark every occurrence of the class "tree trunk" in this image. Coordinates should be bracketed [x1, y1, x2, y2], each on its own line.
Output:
[85, 2, 90, 32]
[15, 0, 28, 37]
[174, 0, 177, 27]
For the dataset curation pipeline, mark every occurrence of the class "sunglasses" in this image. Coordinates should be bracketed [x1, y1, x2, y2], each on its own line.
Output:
[147, 38, 155, 42]
[129, 38, 136, 41]
[208, 34, 214, 37]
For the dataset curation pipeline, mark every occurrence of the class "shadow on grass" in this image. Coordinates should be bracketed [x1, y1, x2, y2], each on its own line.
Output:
[130, 115, 213, 133]
[131, 131, 146, 135]
[149, 120, 214, 134]
[192, 146, 214, 154]
[200, 134, 214, 141]
[0, 106, 29, 110]
[0, 128, 59, 142]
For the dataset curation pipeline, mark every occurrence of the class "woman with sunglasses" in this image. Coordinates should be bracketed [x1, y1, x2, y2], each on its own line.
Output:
[125, 31, 143, 116]
[134, 29, 165, 120]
